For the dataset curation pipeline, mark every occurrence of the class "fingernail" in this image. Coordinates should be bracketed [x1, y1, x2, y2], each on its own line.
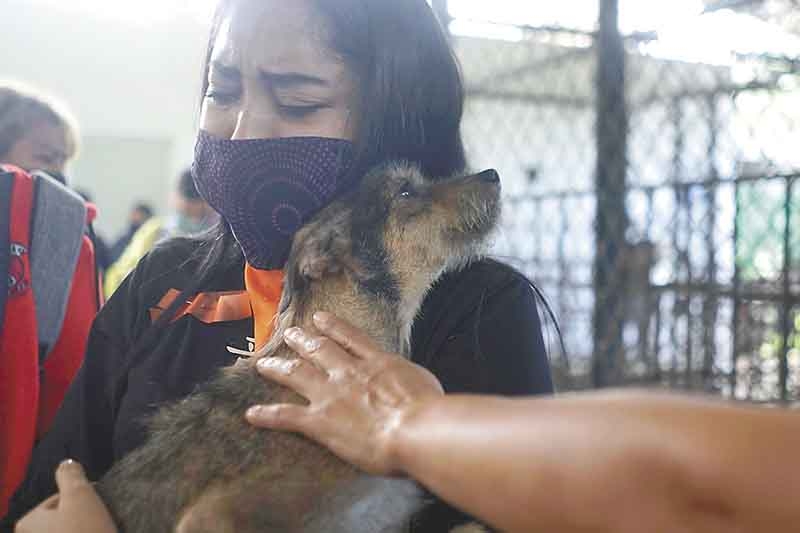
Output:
[313, 311, 329, 327]
[246, 406, 262, 419]
[59, 459, 82, 475]
[305, 338, 320, 351]
[284, 327, 303, 342]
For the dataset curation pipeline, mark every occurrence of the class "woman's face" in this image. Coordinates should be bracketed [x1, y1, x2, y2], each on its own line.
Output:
[200, 0, 357, 142]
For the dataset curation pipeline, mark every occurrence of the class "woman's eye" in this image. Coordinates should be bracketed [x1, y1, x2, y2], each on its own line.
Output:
[278, 104, 325, 119]
[204, 90, 239, 106]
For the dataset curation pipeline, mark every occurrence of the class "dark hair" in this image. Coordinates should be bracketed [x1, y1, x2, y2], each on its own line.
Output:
[177, 168, 202, 201]
[185, 0, 467, 286]
[133, 202, 154, 219]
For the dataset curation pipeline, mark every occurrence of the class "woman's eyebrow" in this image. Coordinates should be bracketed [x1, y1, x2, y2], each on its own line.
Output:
[259, 70, 330, 89]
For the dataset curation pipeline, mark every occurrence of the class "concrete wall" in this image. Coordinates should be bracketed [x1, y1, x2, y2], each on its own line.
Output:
[0, 0, 211, 238]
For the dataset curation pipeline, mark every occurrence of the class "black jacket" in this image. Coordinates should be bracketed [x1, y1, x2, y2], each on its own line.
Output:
[2, 238, 553, 531]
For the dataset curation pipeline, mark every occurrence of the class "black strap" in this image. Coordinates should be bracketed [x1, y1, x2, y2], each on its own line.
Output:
[0, 171, 13, 337]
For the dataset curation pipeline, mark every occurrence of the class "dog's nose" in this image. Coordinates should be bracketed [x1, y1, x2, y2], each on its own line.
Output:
[477, 169, 500, 184]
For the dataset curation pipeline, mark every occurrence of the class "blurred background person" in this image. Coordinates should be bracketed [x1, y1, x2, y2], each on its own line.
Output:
[103, 168, 216, 297]
[0, 82, 78, 182]
[73, 188, 112, 273]
[165, 168, 217, 237]
[108, 203, 154, 264]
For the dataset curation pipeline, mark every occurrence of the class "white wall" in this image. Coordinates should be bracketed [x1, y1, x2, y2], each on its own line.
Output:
[0, 0, 211, 238]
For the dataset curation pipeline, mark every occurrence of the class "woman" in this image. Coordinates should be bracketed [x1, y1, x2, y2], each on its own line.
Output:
[2, 0, 553, 530]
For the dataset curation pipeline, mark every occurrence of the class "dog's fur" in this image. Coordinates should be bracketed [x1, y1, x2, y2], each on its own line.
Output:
[96, 162, 501, 533]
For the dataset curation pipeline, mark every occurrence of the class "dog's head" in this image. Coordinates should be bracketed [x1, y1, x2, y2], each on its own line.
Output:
[280, 162, 501, 351]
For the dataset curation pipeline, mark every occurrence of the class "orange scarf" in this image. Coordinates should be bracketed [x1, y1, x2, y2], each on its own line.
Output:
[244, 264, 284, 348]
[148, 265, 284, 353]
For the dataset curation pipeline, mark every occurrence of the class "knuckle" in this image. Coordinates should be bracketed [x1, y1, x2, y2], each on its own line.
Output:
[339, 334, 354, 350]
[314, 337, 332, 352]
[71, 483, 94, 496]
[285, 359, 302, 374]
[275, 405, 304, 426]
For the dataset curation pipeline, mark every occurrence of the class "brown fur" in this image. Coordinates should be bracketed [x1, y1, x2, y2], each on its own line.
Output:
[96, 162, 501, 533]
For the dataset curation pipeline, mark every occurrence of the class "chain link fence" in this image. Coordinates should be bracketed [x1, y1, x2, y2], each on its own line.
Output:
[446, 0, 800, 401]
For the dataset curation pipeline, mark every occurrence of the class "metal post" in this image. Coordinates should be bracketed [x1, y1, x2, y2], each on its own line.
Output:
[730, 178, 742, 395]
[779, 177, 794, 401]
[592, 0, 629, 387]
[702, 95, 720, 391]
[669, 97, 685, 387]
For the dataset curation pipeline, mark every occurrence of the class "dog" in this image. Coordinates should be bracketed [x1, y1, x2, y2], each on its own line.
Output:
[97, 162, 502, 533]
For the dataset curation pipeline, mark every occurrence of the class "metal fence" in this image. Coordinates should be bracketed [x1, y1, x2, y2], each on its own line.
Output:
[445, 0, 800, 401]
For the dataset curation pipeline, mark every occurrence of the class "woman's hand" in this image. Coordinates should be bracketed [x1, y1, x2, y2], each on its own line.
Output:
[15, 460, 117, 533]
[246, 311, 444, 476]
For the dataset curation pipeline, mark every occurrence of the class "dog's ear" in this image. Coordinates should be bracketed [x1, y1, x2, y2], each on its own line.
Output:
[279, 209, 355, 314]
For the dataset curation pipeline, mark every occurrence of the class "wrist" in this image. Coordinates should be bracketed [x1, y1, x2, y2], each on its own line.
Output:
[383, 393, 443, 477]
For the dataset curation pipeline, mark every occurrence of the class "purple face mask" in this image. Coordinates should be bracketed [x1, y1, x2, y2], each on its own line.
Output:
[192, 130, 357, 269]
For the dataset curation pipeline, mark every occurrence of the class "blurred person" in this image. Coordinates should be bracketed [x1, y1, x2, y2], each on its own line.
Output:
[102, 169, 216, 297]
[0, 83, 78, 180]
[2, 1, 554, 531]
[108, 203, 154, 264]
[164, 168, 217, 237]
[73, 188, 112, 272]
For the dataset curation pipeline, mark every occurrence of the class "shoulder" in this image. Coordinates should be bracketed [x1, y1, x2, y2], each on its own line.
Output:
[412, 258, 540, 354]
[412, 258, 554, 395]
[107, 236, 242, 316]
[129, 237, 204, 297]
[93, 236, 244, 355]
[93, 238, 201, 339]
[431, 257, 534, 303]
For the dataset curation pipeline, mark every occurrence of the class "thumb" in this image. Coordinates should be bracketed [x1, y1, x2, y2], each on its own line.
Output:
[55, 460, 90, 493]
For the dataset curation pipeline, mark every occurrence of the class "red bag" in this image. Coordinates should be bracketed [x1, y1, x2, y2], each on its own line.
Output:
[0, 166, 101, 516]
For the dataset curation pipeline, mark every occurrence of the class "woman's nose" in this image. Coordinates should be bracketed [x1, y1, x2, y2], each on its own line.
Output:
[230, 108, 278, 140]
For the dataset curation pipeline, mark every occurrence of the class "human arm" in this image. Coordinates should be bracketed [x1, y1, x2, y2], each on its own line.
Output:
[248, 312, 800, 533]
[14, 461, 117, 533]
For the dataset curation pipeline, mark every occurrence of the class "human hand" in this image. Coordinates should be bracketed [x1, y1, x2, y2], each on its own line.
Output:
[15, 460, 117, 533]
[246, 311, 444, 476]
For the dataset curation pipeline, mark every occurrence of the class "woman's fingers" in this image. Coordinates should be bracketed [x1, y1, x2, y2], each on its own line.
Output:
[55, 459, 89, 492]
[256, 356, 327, 400]
[16, 460, 118, 533]
[312, 312, 385, 360]
[283, 327, 354, 373]
[246, 403, 316, 435]
[37, 494, 60, 512]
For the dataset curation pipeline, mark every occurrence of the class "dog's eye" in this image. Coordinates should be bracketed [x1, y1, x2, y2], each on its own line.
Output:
[398, 183, 416, 199]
